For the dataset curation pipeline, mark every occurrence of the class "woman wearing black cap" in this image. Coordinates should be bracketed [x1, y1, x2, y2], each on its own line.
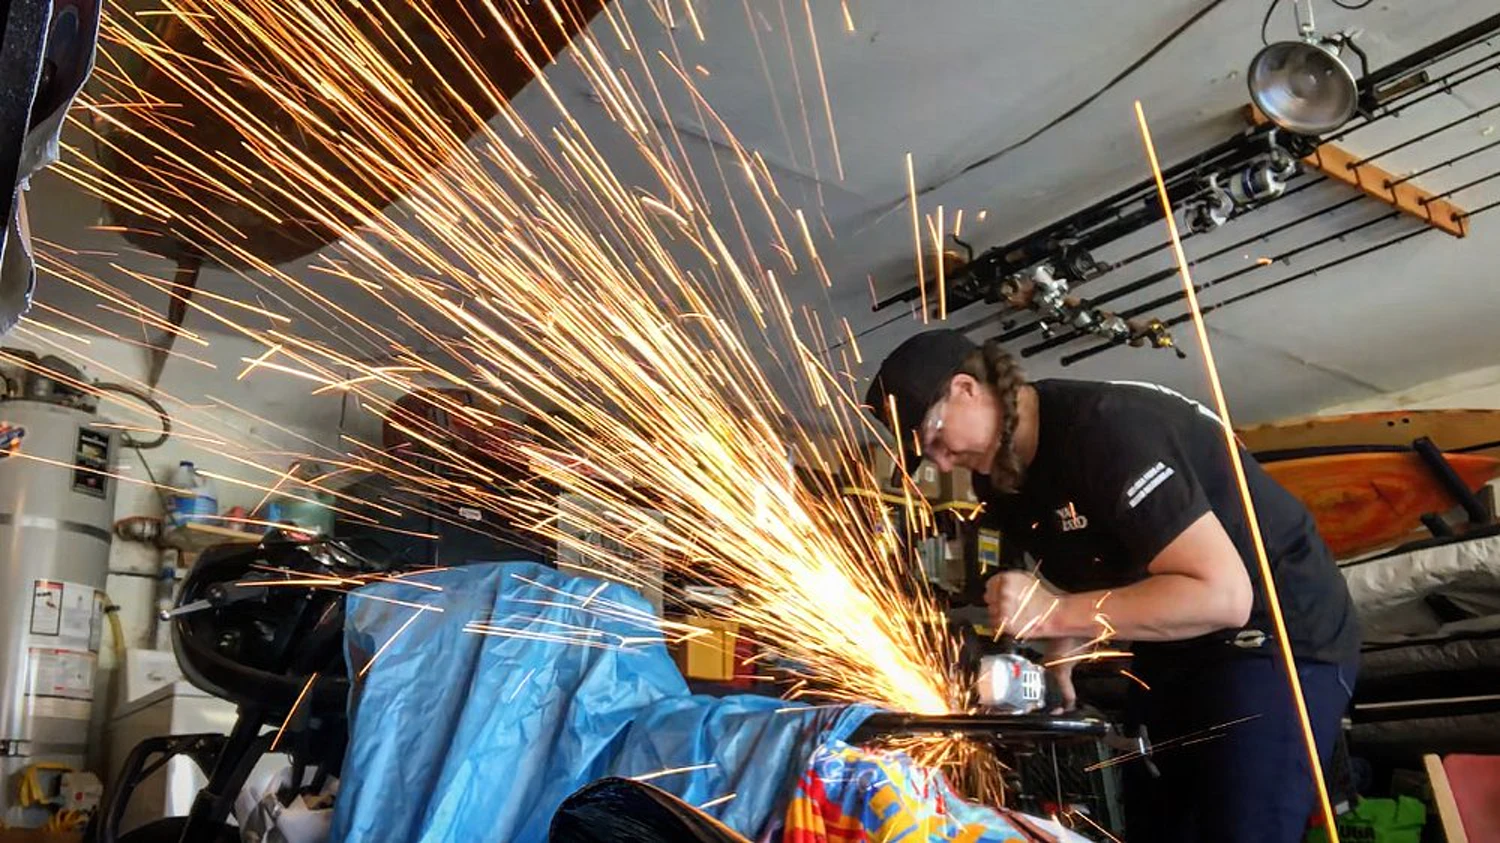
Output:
[865, 329, 1359, 843]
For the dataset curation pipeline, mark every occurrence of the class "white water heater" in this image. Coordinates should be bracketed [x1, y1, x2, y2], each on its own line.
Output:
[0, 399, 117, 824]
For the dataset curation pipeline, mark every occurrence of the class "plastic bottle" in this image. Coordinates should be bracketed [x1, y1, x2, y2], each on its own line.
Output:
[167, 460, 219, 526]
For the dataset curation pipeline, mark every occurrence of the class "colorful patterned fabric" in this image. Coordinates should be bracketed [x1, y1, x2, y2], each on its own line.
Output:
[780, 743, 1093, 843]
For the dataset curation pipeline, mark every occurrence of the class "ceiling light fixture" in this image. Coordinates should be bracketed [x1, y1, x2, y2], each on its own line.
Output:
[1249, 0, 1367, 135]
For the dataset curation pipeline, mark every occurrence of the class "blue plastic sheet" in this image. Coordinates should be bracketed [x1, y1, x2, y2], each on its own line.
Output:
[331, 562, 873, 842]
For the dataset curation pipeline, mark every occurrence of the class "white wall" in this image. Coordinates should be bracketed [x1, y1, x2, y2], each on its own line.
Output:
[1320, 363, 1500, 414]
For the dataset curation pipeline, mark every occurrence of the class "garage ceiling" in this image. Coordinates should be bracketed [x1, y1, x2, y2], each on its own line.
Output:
[22, 0, 1500, 422]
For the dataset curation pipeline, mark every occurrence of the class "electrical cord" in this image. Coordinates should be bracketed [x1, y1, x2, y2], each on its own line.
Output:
[1262, 0, 1284, 45]
[1263, 0, 1374, 46]
[901, 0, 1229, 205]
[95, 381, 172, 449]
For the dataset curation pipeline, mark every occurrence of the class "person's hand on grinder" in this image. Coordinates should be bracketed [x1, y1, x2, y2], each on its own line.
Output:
[986, 571, 1082, 713]
[985, 570, 1061, 637]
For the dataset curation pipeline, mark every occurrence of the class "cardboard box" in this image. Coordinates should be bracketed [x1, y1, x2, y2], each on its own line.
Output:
[912, 462, 944, 499]
[673, 616, 740, 681]
[947, 469, 979, 504]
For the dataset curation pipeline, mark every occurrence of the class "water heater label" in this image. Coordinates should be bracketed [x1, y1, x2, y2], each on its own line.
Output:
[29, 580, 103, 652]
[27, 648, 96, 720]
[25, 580, 104, 721]
[29, 580, 62, 635]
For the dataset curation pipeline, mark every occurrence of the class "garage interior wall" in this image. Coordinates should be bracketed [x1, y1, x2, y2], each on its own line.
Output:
[1322, 363, 1500, 414]
[1, 328, 368, 763]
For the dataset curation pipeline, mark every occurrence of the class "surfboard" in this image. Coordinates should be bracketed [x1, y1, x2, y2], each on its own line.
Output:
[1238, 409, 1500, 460]
[1261, 451, 1500, 559]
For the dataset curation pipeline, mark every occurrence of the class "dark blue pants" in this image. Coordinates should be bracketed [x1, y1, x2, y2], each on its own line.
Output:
[1122, 654, 1357, 843]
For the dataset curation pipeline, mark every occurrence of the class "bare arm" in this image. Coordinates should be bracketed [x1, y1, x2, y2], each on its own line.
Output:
[1034, 511, 1254, 641]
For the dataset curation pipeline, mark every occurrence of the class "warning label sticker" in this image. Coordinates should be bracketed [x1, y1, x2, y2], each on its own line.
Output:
[30, 581, 62, 636]
[27, 647, 96, 708]
[30, 580, 103, 652]
[26, 581, 106, 721]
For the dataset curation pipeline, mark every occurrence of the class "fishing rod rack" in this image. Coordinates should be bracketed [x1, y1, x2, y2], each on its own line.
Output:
[875, 12, 1500, 365]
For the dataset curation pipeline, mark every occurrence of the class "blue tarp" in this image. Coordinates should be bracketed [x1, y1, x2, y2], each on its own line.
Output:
[330, 562, 874, 842]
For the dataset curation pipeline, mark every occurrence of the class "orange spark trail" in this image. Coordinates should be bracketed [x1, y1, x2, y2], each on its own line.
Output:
[1134, 99, 1338, 840]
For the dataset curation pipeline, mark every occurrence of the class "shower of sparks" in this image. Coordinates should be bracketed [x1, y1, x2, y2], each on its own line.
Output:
[43, 0, 975, 718]
[1135, 99, 1338, 839]
[801, 0, 843, 181]
[935, 204, 946, 320]
[874, 735, 1007, 808]
[994, 575, 1043, 641]
[506, 668, 538, 702]
[1040, 649, 1130, 669]
[1012, 596, 1058, 641]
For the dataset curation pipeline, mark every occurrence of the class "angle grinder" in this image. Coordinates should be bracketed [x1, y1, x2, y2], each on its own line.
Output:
[949, 610, 1049, 714]
[975, 648, 1047, 714]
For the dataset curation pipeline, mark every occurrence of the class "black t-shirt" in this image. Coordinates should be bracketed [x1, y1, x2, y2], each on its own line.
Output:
[976, 379, 1360, 666]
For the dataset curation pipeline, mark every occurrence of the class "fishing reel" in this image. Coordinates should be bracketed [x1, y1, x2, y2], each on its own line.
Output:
[1096, 314, 1187, 359]
[1000, 266, 1086, 339]
[1000, 266, 1185, 359]
[1133, 318, 1186, 358]
[1185, 132, 1301, 233]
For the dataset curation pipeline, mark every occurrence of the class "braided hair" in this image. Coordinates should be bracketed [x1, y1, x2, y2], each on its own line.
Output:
[953, 339, 1027, 492]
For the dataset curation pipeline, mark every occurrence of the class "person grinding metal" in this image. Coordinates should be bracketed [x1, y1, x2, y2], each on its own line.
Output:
[866, 329, 1360, 843]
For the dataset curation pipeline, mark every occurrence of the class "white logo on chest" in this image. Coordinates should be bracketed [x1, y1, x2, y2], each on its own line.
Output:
[1055, 501, 1089, 532]
[1127, 461, 1176, 509]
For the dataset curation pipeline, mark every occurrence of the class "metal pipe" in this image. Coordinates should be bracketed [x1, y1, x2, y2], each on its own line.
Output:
[1412, 436, 1491, 524]
[849, 712, 1112, 743]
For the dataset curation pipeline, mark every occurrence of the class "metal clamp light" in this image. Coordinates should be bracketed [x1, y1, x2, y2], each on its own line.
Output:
[1248, 0, 1361, 135]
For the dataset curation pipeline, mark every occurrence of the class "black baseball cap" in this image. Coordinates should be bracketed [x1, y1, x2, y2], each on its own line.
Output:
[864, 329, 978, 475]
